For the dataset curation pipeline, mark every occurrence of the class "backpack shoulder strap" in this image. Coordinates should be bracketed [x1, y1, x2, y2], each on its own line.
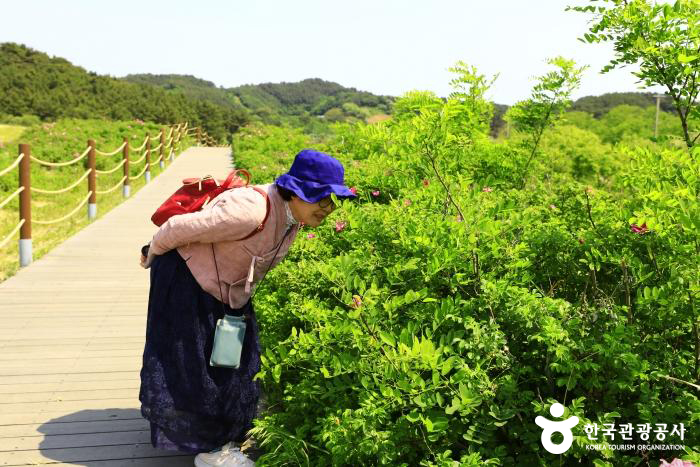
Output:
[237, 186, 271, 241]
[221, 168, 252, 189]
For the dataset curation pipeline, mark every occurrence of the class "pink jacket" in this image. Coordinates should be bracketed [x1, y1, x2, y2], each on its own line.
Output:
[149, 183, 301, 309]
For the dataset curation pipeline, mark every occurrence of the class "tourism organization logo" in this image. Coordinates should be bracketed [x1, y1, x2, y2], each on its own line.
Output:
[535, 400, 688, 455]
[535, 402, 580, 454]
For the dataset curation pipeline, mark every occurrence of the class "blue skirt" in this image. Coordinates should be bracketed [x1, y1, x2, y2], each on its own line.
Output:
[139, 248, 262, 453]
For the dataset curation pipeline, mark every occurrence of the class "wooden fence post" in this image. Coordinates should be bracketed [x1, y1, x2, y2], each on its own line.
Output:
[18, 143, 32, 267]
[170, 125, 176, 162]
[145, 133, 151, 183]
[196, 127, 202, 145]
[122, 137, 130, 197]
[87, 139, 96, 220]
[159, 128, 166, 169]
[169, 125, 175, 162]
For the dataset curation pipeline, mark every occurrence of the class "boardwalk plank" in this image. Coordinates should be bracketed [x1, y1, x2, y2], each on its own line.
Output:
[0, 418, 146, 438]
[6, 456, 194, 467]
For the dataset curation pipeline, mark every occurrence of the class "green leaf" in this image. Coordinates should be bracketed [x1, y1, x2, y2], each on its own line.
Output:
[426, 416, 449, 432]
[379, 331, 396, 347]
[678, 54, 698, 63]
[405, 410, 420, 423]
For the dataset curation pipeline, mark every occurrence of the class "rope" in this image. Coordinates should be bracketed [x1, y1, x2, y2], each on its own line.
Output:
[30, 169, 91, 194]
[95, 159, 127, 175]
[95, 142, 127, 157]
[33, 191, 93, 225]
[153, 153, 164, 164]
[0, 187, 25, 210]
[150, 143, 162, 152]
[167, 128, 174, 139]
[129, 164, 149, 180]
[30, 146, 91, 167]
[0, 153, 25, 178]
[129, 136, 149, 152]
[95, 175, 128, 194]
[130, 151, 148, 165]
[0, 219, 25, 250]
[149, 131, 163, 141]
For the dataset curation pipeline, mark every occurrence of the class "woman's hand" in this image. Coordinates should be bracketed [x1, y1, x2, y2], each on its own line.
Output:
[140, 245, 157, 269]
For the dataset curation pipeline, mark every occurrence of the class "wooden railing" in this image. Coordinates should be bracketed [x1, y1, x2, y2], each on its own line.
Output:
[0, 122, 222, 267]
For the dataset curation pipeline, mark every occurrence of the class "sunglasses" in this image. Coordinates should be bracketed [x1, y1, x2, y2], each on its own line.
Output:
[318, 197, 335, 209]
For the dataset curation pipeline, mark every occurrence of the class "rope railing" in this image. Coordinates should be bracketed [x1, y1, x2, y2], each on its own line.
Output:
[33, 191, 93, 225]
[0, 186, 24, 210]
[30, 169, 91, 194]
[95, 142, 127, 157]
[95, 158, 127, 175]
[129, 163, 149, 181]
[96, 175, 128, 195]
[0, 122, 207, 266]
[130, 150, 148, 165]
[129, 135, 149, 152]
[0, 220, 25, 250]
[30, 146, 90, 167]
[0, 153, 24, 178]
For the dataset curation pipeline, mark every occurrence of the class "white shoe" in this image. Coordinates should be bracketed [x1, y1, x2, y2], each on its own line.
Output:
[194, 441, 255, 466]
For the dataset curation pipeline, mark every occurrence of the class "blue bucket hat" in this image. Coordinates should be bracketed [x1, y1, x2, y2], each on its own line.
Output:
[275, 149, 357, 203]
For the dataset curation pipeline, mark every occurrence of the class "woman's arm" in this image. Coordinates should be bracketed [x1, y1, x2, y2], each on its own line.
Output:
[148, 188, 267, 255]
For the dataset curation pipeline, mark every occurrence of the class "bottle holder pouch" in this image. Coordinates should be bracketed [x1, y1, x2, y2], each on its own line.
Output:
[209, 314, 247, 369]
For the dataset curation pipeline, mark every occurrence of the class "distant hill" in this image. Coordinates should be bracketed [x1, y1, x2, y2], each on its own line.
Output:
[488, 92, 678, 138]
[0, 43, 247, 141]
[122, 74, 246, 112]
[1, 42, 680, 140]
[122, 75, 394, 125]
[570, 91, 677, 117]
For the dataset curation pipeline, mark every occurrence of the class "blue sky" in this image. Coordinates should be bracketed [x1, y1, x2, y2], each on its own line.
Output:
[3, 0, 667, 105]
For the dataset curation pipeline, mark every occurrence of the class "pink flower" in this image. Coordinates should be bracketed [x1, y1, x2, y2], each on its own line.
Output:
[349, 186, 357, 195]
[371, 190, 380, 197]
[456, 214, 463, 222]
[403, 199, 412, 206]
[335, 221, 347, 232]
[351, 295, 363, 308]
[306, 233, 316, 239]
[482, 186, 493, 193]
[422, 178, 430, 186]
[630, 222, 649, 234]
[659, 459, 696, 467]
[549, 204, 556, 209]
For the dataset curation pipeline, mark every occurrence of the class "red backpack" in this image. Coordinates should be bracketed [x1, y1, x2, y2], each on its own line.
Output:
[150, 169, 270, 241]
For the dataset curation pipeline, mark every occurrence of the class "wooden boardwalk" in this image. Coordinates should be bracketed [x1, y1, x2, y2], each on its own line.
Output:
[0, 148, 248, 466]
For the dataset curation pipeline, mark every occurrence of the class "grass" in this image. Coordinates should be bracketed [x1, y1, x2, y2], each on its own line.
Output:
[0, 118, 195, 282]
[0, 124, 27, 146]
